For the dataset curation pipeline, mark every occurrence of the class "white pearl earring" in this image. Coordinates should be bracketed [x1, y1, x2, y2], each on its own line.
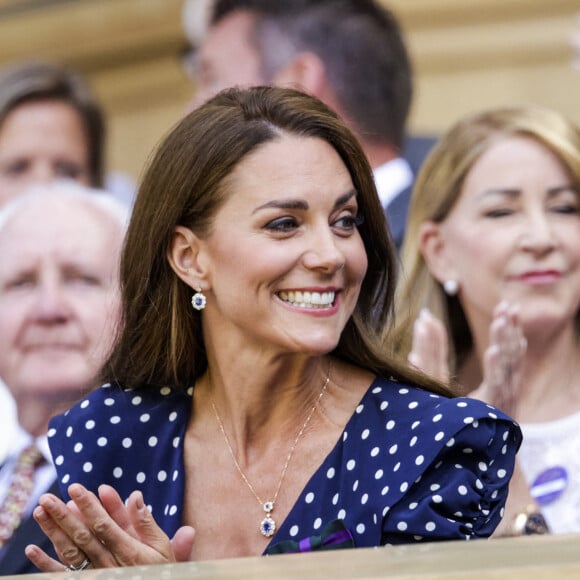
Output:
[443, 279, 459, 296]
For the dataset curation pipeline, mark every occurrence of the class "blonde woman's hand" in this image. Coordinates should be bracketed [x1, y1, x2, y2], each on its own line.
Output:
[471, 301, 526, 418]
[407, 308, 450, 383]
[25, 483, 195, 571]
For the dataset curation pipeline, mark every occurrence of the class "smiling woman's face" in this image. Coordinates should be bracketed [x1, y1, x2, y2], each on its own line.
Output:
[427, 135, 580, 337]
[192, 133, 368, 357]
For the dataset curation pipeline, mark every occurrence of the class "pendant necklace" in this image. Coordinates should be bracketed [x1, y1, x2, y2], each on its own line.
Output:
[211, 362, 331, 538]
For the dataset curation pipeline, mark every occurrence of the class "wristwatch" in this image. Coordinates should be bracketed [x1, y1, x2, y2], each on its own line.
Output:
[511, 505, 550, 535]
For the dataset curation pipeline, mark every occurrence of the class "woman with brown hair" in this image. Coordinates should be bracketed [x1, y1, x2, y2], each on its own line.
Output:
[27, 86, 519, 571]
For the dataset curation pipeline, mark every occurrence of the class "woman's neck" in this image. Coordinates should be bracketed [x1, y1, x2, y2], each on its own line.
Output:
[193, 351, 331, 463]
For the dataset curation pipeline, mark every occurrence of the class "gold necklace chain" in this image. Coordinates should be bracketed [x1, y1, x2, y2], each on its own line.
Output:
[210, 362, 331, 538]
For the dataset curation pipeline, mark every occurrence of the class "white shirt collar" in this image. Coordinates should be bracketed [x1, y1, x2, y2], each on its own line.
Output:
[373, 157, 413, 209]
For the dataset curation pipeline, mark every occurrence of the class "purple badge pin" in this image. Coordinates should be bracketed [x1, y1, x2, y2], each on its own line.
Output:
[530, 466, 568, 506]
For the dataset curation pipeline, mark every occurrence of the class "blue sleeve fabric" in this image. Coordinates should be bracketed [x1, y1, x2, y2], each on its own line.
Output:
[382, 414, 518, 543]
[267, 379, 521, 551]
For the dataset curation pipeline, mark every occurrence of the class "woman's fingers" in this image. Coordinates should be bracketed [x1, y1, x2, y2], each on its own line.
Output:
[124, 490, 177, 557]
[98, 484, 137, 536]
[70, 484, 181, 566]
[29, 484, 193, 570]
[171, 526, 196, 562]
[37, 489, 117, 568]
[67, 484, 160, 566]
[478, 301, 526, 416]
[108, 485, 194, 562]
[409, 308, 450, 383]
[25, 542, 68, 572]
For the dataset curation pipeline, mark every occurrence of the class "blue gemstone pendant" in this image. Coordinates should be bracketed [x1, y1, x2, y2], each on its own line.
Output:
[260, 501, 276, 537]
[260, 515, 276, 537]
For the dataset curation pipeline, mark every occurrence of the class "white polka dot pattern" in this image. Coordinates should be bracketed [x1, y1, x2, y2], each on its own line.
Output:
[47, 376, 521, 550]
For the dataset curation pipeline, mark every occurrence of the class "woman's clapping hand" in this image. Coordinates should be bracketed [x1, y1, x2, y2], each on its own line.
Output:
[25, 483, 195, 571]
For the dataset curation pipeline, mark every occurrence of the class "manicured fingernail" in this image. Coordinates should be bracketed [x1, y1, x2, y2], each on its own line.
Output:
[33, 506, 47, 520]
[69, 484, 84, 499]
[40, 495, 55, 507]
[135, 490, 145, 510]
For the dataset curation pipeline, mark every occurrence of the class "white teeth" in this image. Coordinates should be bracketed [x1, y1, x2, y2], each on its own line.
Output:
[278, 290, 335, 308]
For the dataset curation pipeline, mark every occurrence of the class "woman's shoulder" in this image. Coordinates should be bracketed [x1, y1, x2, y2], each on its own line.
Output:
[361, 375, 520, 438]
[47, 383, 192, 509]
[48, 382, 193, 437]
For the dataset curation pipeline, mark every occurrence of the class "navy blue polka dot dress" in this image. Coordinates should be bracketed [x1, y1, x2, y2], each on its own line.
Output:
[48, 375, 521, 551]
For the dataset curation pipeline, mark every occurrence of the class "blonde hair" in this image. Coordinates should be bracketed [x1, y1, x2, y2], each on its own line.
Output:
[392, 104, 580, 374]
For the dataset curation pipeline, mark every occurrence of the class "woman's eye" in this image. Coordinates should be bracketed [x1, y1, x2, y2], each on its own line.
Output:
[484, 208, 514, 218]
[551, 203, 579, 215]
[1, 160, 29, 177]
[334, 216, 357, 230]
[333, 213, 364, 231]
[264, 216, 299, 232]
[55, 163, 84, 180]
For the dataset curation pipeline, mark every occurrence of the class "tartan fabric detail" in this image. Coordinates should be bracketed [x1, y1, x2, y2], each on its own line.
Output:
[265, 519, 355, 555]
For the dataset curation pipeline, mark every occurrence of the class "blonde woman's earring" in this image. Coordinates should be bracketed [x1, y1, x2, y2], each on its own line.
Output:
[191, 288, 206, 311]
[443, 279, 459, 296]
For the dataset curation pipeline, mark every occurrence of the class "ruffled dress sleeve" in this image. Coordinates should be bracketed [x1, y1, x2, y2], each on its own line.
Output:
[382, 410, 520, 543]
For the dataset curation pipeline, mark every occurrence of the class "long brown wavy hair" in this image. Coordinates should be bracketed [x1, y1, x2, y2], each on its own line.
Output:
[102, 86, 451, 397]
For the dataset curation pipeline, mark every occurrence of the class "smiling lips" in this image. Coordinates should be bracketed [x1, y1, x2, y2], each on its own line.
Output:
[515, 270, 562, 285]
[24, 341, 80, 352]
[278, 290, 336, 309]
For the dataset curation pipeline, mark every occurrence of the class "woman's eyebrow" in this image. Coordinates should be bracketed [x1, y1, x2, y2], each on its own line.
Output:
[476, 184, 577, 201]
[475, 188, 521, 201]
[547, 185, 577, 197]
[252, 198, 309, 213]
[333, 190, 357, 209]
[253, 190, 357, 214]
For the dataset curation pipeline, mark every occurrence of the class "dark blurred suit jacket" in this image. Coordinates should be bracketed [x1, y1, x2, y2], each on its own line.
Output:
[387, 134, 437, 250]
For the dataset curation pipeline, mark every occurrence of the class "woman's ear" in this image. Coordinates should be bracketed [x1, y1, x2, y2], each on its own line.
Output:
[167, 226, 208, 289]
[418, 221, 455, 285]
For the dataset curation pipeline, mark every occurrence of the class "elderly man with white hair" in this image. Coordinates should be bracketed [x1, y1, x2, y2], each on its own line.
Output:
[0, 182, 127, 575]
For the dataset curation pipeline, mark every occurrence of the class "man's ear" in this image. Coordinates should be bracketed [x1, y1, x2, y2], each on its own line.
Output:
[167, 225, 209, 289]
[418, 221, 456, 285]
[272, 51, 326, 96]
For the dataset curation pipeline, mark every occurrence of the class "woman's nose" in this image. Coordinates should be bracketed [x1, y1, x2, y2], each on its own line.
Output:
[519, 211, 557, 254]
[302, 227, 345, 273]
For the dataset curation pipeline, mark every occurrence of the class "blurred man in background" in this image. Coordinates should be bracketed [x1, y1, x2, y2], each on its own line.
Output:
[181, 0, 436, 249]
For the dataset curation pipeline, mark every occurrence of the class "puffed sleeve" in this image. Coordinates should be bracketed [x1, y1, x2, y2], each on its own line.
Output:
[382, 415, 521, 543]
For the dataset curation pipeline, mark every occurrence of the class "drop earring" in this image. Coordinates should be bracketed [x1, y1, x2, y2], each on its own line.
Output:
[191, 287, 206, 311]
[443, 279, 459, 296]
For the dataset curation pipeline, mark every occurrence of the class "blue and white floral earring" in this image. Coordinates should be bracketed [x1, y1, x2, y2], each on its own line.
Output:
[191, 287, 207, 311]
